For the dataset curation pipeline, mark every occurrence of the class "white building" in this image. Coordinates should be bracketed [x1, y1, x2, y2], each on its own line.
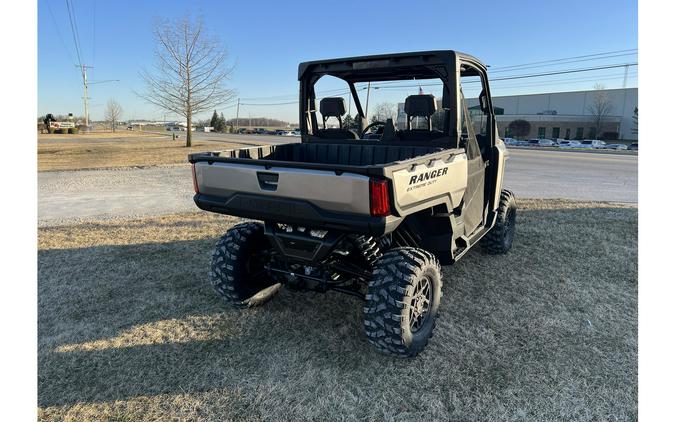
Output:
[397, 88, 638, 140]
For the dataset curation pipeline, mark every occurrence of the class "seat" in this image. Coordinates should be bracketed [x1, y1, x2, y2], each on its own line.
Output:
[316, 97, 357, 140]
[397, 94, 443, 141]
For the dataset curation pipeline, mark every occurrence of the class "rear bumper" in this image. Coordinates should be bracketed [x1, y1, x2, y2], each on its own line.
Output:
[194, 193, 397, 236]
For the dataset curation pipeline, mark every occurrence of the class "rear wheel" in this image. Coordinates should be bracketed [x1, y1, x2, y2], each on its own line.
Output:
[480, 189, 517, 254]
[210, 222, 280, 308]
[364, 247, 442, 357]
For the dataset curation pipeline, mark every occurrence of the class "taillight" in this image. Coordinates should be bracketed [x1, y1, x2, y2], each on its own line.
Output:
[369, 178, 390, 217]
[191, 163, 199, 194]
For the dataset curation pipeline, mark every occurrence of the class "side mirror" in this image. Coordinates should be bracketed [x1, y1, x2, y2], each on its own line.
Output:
[479, 94, 489, 113]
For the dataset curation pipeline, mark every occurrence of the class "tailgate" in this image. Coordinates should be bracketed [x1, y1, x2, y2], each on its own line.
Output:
[194, 161, 371, 216]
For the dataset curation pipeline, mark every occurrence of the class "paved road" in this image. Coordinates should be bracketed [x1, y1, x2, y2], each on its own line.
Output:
[504, 149, 637, 203]
[38, 148, 637, 226]
[192, 132, 300, 145]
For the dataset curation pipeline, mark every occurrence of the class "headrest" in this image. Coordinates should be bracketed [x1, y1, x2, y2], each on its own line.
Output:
[404, 95, 437, 117]
[320, 97, 346, 118]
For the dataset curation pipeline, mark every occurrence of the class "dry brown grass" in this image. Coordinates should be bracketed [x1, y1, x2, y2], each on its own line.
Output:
[38, 133, 238, 172]
[38, 199, 637, 421]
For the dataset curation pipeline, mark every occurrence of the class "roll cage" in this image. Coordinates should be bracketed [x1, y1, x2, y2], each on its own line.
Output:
[297, 50, 497, 150]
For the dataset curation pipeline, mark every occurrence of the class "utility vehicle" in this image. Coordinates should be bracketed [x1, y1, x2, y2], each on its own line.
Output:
[190, 50, 517, 357]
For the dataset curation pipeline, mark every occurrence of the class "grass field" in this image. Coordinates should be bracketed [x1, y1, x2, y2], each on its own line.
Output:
[38, 132, 237, 172]
[37, 199, 637, 421]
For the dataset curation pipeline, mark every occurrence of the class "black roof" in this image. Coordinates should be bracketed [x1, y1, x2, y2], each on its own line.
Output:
[298, 50, 486, 82]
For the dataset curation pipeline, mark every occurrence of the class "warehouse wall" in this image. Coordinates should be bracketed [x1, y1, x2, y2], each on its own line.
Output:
[465, 88, 638, 140]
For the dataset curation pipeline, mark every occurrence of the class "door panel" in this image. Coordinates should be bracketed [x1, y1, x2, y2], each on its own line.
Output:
[459, 88, 486, 235]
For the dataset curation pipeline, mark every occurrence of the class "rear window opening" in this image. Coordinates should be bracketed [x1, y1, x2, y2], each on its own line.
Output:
[311, 75, 449, 142]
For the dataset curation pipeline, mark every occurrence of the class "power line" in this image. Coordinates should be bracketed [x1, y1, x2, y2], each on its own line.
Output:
[217, 103, 239, 110]
[46, 0, 76, 66]
[71, 0, 83, 57]
[240, 86, 362, 101]
[240, 100, 299, 106]
[464, 73, 638, 93]
[64, 0, 83, 68]
[488, 52, 637, 74]
[367, 63, 638, 91]
[240, 87, 362, 106]
[92, 0, 96, 67]
[491, 62, 638, 81]
[233, 53, 639, 104]
[361, 50, 639, 88]
[488, 49, 637, 71]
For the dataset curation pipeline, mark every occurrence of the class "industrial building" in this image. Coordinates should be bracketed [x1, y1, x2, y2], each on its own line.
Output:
[396, 87, 637, 141]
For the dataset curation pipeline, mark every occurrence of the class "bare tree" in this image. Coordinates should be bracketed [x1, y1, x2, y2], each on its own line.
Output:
[370, 102, 398, 124]
[104, 99, 123, 132]
[139, 16, 236, 146]
[587, 83, 614, 138]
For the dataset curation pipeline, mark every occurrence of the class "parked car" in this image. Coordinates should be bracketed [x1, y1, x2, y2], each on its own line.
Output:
[628, 143, 638, 151]
[274, 129, 287, 135]
[503, 137, 519, 146]
[578, 140, 606, 149]
[558, 140, 582, 148]
[604, 143, 628, 150]
[539, 139, 556, 147]
[527, 139, 556, 147]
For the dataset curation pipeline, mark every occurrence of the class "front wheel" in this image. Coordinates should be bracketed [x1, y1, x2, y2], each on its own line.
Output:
[210, 222, 281, 308]
[480, 189, 517, 254]
[364, 248, 443, 357]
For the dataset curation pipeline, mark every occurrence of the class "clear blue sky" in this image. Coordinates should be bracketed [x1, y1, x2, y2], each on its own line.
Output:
[38, 0, 637, 123]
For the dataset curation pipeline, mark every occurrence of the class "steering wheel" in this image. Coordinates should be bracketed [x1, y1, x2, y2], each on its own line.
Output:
[360, 121, 386, 138]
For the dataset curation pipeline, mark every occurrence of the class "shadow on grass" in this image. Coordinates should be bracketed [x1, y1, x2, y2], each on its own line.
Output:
[38, 205, 638, 420]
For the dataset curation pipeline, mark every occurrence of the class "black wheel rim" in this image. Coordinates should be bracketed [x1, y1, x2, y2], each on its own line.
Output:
[408, 276, 432, 333]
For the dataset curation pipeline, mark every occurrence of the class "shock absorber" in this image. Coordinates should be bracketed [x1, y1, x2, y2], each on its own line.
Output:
[350, 235, 382, 269]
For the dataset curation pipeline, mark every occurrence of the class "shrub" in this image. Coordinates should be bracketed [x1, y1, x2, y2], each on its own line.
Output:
[507, 119, 531, 138]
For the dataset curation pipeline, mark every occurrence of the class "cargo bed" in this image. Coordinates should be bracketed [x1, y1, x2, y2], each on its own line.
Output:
[190, 142, 467, 235]
[189, 142, 448, 174]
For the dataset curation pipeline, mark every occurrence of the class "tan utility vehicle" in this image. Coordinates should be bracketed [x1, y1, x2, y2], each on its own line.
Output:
[190, 51, 516, 356]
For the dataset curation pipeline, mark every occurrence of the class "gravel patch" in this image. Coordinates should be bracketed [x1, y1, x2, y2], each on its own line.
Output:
[38, 165, 194, 227]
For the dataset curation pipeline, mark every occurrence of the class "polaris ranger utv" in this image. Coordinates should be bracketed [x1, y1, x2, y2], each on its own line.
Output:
[190, 50, 516, 357]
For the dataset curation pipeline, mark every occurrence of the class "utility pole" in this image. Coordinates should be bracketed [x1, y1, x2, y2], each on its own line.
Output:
[77, 64, 94, 128]
[364, 82, 371, 122]
[235, 98, 240, 129]
[622, 64, 629, 89]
